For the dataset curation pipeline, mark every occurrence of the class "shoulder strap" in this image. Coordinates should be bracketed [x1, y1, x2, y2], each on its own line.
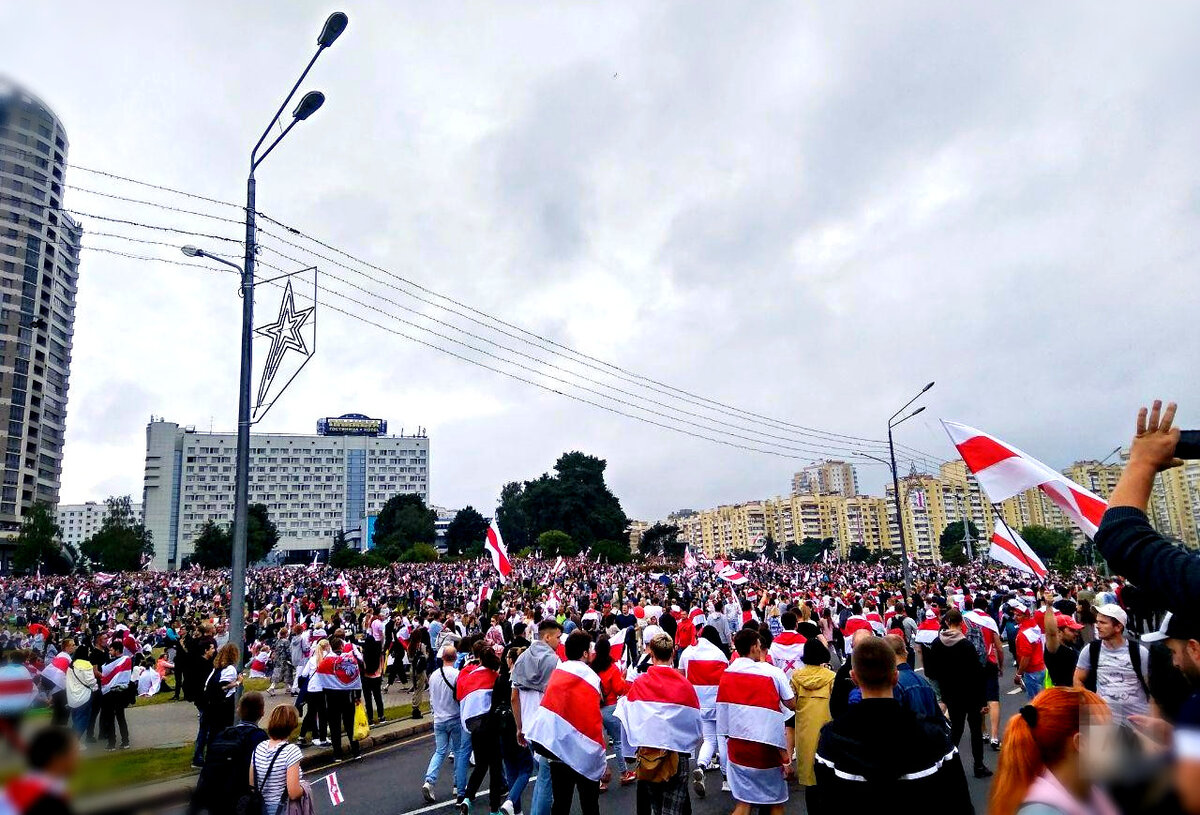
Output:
[439, 665, 457, 693]
[1128, 639, 1149, 697]
[254, 744, 287, 793]
[1085, 641, 1100, 691]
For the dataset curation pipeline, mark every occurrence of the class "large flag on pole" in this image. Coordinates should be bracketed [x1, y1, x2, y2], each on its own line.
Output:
[942, 421, 1108, 537]
[485, 519, 512, 583]
[683, 547, 698, 569]
[988, 521, 1048, 578]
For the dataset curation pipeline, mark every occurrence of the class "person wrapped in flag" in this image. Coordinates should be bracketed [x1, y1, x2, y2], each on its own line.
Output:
[716, 628, 796, 814]
[99, 640, 133, 751]
[456, 643, 506, 815]
[525, 630, 606, 815]
[678, 626, 729, 788]
[615, 632, 703, 808]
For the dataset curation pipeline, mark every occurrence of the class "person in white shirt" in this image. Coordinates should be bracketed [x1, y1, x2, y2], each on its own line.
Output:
[423, 645, 468, 803]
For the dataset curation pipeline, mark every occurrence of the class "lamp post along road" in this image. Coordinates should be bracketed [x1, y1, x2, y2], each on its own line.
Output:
[886, 381, 935, 599]
[207, 12, 345, 676]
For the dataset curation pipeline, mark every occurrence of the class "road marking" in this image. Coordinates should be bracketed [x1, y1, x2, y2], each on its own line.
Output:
[387, 753, 617, 815]
[1006, 687, 1024, 695]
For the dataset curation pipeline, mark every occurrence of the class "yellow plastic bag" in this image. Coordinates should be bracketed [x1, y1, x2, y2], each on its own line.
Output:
[353, 700, 370, 741]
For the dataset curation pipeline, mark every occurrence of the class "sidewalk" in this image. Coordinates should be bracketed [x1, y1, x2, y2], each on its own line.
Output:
[76, 709, 434, 815]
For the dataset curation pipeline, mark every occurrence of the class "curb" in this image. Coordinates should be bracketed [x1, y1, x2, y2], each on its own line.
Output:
[77, 717, 435, 815]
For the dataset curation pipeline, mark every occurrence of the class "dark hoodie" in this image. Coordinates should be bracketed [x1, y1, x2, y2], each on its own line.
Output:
[926, 628, 985, 708]
[812, 697, 973, 815]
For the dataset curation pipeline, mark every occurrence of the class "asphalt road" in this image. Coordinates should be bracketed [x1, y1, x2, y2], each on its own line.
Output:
[286, 678, 1029, 815]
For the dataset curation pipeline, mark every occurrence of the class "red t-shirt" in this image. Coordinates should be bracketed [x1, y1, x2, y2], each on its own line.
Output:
[1014, 620, 1045, 672]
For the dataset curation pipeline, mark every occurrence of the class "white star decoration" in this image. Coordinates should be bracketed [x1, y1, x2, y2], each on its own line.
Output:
[254, 280, 314, 409]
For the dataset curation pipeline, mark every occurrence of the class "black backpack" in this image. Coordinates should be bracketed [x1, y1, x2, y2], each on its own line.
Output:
[1083, 639, 1148, 698]
[193, 724, 266, 813]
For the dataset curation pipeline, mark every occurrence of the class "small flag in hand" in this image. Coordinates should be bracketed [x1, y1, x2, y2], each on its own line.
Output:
[326, 771, 344, 806]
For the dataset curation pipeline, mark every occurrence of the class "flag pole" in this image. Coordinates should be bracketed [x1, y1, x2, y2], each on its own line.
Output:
[990, 504, 1045, 586]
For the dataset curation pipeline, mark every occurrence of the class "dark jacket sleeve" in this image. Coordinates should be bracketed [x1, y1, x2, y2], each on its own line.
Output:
[1095, 507, 1200, 614]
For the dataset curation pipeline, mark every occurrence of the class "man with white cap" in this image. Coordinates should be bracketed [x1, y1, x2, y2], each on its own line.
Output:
[1073, 602, 1151, 718]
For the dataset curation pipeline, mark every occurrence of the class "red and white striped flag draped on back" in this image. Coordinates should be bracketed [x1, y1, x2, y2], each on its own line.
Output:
[914, 617, 941, 645]
[457, 664, 498, 732]
[100, 654, 132, 695]
[525, 661, 607, 781]
[40, 652, 70, 691]
[989, 521, 1048, 578]
[678, 638, 728, 712]
[615, 665, 702, 753]
[314, 653, 363, 692]
[767, 630, 807, 679]
[485, 519, 512, 583]
[716, 657, 794, 806]
[942, 421, 1108, 537]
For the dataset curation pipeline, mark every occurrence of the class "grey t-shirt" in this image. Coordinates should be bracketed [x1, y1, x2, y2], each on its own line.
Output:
[1075, 639, 1150, 718]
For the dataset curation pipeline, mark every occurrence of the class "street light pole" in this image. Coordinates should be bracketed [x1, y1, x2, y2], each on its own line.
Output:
[220, 12, 346, 673]
[886, 382, 935, 599]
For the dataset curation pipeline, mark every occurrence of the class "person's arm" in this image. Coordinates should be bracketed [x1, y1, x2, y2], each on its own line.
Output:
[511, 687, 526, 746]
[1043, 598, 1061, 654]
[285, 761, 303, 800]
[1072, 646, 1089, 689]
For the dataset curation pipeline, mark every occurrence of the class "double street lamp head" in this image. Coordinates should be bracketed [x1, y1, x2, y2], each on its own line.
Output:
[181, 245, 201, 258]
[318, 12, 349, 48]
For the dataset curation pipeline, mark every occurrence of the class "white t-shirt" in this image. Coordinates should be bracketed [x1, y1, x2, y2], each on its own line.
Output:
[1075, 639, 1151, 718]
[429, 663, 460, 724]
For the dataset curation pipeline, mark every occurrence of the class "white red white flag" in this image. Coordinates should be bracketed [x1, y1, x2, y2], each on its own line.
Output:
[314, 654, 363, 691]
[942, 421, 1108, 537]
[717, 657, 792, 805]
[93, 572, 116, 585]
[100, 655, 132, 695]
[615, 665, 702, 754]
[717, 565, 748, 585]
[683, 547, 698, 569]
[767, 631, 807, 678]
[914, 618, 941, 645]
[526, 661, 607, 781]
[678, 638, 728, 710]
[989, 521, 1048, 578]
[485, 519, 512, 583]
[477, 584, 493, 608]
[41, 652, 70, 691]
[457, 664, 498, 732]
[325, 771, 344, 806]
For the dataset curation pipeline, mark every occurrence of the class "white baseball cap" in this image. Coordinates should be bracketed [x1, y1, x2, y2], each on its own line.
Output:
[1095, 603, 1128, 628]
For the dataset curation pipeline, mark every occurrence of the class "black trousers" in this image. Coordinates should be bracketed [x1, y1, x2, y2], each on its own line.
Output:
[100, 693, 129, 747]
[550, 761, 599, 815]
[464, 720, 507, 810]
[947, 701, 984, 768]
[49, 689, 69, 727]
[363, 676, 384, 723]
[326, 690, 359, 758]
[300, 690, 326, 741]
[87, 690, 102, 739]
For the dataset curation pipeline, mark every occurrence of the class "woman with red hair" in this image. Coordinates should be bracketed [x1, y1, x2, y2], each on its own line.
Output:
[990, 687, 1118, 815]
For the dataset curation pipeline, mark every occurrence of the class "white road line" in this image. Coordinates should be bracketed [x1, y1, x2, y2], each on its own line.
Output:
[1006, 687, 1025, 695]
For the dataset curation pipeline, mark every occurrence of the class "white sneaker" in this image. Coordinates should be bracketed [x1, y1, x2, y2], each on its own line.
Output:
[422, 782, 435, 803]
[720, 779, 730, 793]
[448, 752, 455, 761]
[500, 801, 515, 815]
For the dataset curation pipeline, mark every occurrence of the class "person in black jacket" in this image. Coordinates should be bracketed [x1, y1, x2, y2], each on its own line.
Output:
[926, 609, 992, 778]
[189, 692, 268, 815]
[813, 637, 973, 814]
[1095, 400, 1199, 614]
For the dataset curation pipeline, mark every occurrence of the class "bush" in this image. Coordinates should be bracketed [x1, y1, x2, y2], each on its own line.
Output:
[399, 542, 439, 563]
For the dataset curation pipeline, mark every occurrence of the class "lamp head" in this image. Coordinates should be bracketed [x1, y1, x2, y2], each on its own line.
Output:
[181, 245, 201, 258]
[293, 91, 325, 121]
[318, 12, 348, 48]
[921, 381, 935, 393]
[910, 406, 926, 417]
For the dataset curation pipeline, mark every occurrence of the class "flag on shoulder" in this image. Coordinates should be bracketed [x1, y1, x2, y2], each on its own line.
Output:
[314, 653, 363, 691]
[100, 655, 132, 695]
[679, 638, 728, 710]
[767, 631, 806, 678]
[615, 665, 701, 753]
[526, 661, 607, 781]
[40, 652, 70, 691]
[457, 663, 498, 732]
[914, 616, 941, 645]
[717, 657, 793, 806]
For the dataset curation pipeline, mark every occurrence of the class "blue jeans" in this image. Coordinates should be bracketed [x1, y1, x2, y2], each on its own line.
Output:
[192, 709, 208, 766]
[1022, 670, 1046, 701]
[70, 702, 91, 738]
[601, 704, 626, 770]
[530, 753, 552, 815]
[456, 728, 472, 797]
[504, 744, 535, 812]
[425, 718, 466, 789]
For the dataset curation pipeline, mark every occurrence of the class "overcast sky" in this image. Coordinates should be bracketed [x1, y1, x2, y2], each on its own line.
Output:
[3, 2, 1199, 522]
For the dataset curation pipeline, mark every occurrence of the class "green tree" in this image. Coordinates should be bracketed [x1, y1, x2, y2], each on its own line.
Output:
[398, 542, 439, 563]
[329, 530, 359, 568]
[374, 494, 437, 562]
[591, 538, 632, 564]
[537, 529, 578, 558]
[939, 520, 980, 566]
[1020, 526, 1075, 566]
[793, 539, 826, 563]
[761, 535, 779, 562]
[81, 495, 154, 572]
[783, 543, 805, 562]
[495, 482, 530, 553]
[445, 506, 489, 557]
[518, 453, 629, 547]
[848, 544, 872, 563]
[12, 503, 72, 575]
[186, 503, 278, 567]
[639, 523, 680, 559]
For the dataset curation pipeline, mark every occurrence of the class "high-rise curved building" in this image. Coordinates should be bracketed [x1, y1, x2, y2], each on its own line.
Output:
[0, 79, 81, 570]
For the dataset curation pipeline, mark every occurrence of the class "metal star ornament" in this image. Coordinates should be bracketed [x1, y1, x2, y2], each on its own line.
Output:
[254, 280, 314, 409]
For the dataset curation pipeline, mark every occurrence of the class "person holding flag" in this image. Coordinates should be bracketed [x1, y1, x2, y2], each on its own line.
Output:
[716, 628, 795, 815]
[40, 640, 74, 727]
[615, 632, 703, 814]
[313, 638, 362, 762]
